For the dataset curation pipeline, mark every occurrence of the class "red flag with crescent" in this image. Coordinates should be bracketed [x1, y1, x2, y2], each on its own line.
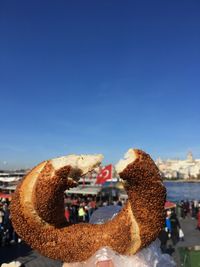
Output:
[95, 164, 112, 184]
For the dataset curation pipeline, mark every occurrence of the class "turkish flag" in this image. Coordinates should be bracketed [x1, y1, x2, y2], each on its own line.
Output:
[95, 164, 112, 184]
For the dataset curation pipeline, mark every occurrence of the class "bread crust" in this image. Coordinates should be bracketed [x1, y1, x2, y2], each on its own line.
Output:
[119, 150, 166, 250]
[10, 149, 166, 262]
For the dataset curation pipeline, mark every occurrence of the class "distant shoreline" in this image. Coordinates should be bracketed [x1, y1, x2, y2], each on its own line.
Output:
[164, 179, 200, 183]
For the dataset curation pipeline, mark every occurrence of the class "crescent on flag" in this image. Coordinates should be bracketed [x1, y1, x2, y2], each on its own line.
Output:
[102, 169, 109, 178]
[95, 164, 112, 184]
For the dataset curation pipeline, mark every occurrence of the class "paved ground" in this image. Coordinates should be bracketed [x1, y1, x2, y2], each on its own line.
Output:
[0, 243, 62, 267]
[0, 217, 200, 266]
[165, 216, 200, 266]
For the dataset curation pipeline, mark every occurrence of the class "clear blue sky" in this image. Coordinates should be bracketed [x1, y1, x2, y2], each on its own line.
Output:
[0, 0, 200, 169]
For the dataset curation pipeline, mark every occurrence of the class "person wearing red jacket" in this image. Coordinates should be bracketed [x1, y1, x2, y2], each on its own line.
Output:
[197, 209, 200, 230]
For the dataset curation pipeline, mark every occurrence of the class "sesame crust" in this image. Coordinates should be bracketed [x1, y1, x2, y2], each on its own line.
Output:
[119, 149, 166, 248]
[10, 179, 139, 262]
[10, 149, 166, 263]
[33, 163, 80, 227]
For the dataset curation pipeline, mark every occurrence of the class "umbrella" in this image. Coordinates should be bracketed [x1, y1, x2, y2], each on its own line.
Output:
[165, 200, 176, 209]
[89, 205, 122, 224]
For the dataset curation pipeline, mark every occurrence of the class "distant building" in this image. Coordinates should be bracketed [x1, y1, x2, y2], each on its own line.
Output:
[156, 152, 200, 180]
[0, 170, 28, 197]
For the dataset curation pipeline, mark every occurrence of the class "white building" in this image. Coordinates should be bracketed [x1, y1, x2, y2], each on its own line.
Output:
[156, 152, 200, 180]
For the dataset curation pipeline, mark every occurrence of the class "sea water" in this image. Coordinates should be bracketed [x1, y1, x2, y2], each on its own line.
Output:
[164, 181, 200, 201]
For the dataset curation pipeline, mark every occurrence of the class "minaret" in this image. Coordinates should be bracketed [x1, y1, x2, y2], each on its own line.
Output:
[187, 151, 194, 162]
[156, 157, 162, 164]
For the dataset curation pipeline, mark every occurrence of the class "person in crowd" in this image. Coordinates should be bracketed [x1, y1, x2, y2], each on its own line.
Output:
[175, 203, 181, 218]
[196, 208, 200, 231]
[194, 200, 199, 217]
[2, 204, 10, 228]
[180, 201, 185, 219]
[0, 204, 4, 228]
[78, 204, 86, 222]
[190, 201, 196, 218]
[170, 210, 181, 245]
[185, 200, 190, 216]
[70, 205, 78, 224]
[158, 228, 169, 253]
[87, 199, 96, 220]
[165, 210, 172, 238]
[65, 206, 70, 223]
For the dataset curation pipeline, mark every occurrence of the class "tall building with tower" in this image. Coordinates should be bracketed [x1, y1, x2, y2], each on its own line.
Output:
[156, 152, 200, 180]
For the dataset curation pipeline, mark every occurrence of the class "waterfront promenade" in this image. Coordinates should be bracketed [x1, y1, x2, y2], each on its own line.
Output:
[0, 244, 62, 267]
[0, 217, 200, 266]
[172, 216, 200, 266]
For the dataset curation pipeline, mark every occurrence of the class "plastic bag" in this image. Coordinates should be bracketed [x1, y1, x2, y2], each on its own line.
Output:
[179, 228, 184, 238]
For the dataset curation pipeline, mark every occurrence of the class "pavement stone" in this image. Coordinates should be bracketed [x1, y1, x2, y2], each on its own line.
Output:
[169, 216, 200, 267]
[0, 243, 62, 267]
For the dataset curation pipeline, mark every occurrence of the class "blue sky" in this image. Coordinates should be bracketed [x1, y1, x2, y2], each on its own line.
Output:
[0, 0, 200, 169]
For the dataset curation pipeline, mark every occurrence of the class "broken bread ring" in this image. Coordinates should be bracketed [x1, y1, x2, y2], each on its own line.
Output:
[10, 149, 166, 263]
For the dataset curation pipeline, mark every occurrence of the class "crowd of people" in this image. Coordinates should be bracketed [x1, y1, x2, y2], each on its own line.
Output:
[176, 199, 200, 219]
[1, 195, 200, 253]
[64, 195, 98, 224]
[159, 199, 200, 254]
[64, 194, 123, 224]
[0, 193, 123, 247]
[0, 200, 20, 247]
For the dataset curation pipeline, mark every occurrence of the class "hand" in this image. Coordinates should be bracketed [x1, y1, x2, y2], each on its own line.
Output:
[96, 260, 114, 267]
[63, 259, 114, 267]
[1, 262, 21, 267]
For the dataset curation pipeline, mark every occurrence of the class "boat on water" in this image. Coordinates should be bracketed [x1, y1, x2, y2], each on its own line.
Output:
[0, 170, 27, 199]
